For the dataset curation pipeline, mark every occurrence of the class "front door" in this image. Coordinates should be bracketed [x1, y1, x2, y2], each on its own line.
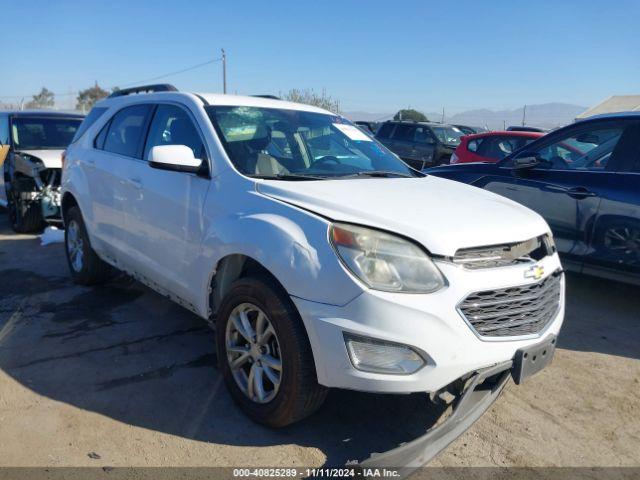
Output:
[122, 103, 210, 306]
[477, 120, 628, 271]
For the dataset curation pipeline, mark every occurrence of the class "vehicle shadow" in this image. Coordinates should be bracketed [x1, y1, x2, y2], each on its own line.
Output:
[0, 217, 638, 466]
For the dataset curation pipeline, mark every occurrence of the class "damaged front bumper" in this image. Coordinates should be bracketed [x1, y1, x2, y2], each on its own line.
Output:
[357, 361, 512, 475]
[12, 151, 62, 222]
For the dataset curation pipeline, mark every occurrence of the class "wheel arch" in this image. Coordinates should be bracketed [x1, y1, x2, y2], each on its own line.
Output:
[61, 191, 79, 225]
[208, 254, 290, 320]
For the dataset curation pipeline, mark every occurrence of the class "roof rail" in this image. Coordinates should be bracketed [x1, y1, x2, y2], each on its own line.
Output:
[108, 84, 178, 98]
[252, 95, 281, 100]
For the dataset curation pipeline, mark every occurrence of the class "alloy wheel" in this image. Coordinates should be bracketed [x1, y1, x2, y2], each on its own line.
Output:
[66, 219, 85, 272]
[604, 226, 640, 265]
[225, 302, 282, 404]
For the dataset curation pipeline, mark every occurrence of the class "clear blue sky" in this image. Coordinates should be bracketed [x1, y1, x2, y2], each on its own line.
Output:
[1, 0, 638, 113]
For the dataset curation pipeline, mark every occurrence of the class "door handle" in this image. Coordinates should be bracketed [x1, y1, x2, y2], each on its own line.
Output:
[542, 185, 596, 198]
[566, 187, 596, 198]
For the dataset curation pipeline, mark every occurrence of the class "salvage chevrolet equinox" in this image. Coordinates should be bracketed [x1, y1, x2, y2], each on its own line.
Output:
[61, 84, 565, 467]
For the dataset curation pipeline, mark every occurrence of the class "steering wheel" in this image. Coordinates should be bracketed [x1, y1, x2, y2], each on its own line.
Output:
[310, 156, 341, 169]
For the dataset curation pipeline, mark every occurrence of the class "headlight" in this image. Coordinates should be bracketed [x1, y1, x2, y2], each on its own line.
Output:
[330, 223, 445, 293]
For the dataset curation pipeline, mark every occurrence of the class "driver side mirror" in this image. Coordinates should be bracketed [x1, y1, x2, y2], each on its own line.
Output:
[149, 145, 202, 174]
[512, 156, 539, 170]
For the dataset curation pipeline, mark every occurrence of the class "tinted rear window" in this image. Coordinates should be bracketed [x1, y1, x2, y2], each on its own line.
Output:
[102, 105, 152, 158]
[376, 123, 395, 139]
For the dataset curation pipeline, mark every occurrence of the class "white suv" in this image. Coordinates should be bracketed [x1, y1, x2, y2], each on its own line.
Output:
[62, 85, 564, 466]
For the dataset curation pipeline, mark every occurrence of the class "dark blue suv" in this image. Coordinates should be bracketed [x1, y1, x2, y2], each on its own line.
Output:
[427, 113, 640, 286]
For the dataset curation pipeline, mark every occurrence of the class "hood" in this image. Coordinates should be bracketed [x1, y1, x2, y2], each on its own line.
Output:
[17, 149, 65, 169]
[256, 176, 549, 256]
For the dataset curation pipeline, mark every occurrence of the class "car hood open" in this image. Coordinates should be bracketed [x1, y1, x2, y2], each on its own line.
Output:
[256, 176, 549, 256]
[17, 149, 64, 169]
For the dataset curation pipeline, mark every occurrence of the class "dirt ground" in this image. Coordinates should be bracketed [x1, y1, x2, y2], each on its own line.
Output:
[0, 212, 639, 473]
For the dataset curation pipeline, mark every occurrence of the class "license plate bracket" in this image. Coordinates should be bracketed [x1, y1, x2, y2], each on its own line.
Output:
[511, 335, 557, 385]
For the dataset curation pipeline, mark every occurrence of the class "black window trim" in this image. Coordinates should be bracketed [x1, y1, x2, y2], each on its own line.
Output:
[92, 103, 155, 160]
[140, 101, 211, 177]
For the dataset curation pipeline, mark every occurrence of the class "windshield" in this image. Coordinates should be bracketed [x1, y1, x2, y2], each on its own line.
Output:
[430, 125, 464, 146]
[206, 106, 417, 179]
[11, 116, 82, 150]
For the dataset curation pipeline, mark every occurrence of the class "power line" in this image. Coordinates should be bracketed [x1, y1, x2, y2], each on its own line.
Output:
[0, 57, 222, 99]
[116, 57, 222, 89]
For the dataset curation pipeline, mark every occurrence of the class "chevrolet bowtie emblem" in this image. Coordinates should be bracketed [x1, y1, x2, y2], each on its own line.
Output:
[525, 265, 545, 280]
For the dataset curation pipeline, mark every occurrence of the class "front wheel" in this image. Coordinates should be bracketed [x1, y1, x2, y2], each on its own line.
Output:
[216, 276, 327, 427]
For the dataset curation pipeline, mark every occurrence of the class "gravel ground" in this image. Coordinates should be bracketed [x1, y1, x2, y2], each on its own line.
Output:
[0, 213, 638, 474]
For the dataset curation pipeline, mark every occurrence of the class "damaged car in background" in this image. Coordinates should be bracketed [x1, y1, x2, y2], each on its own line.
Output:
[0, 110, 84, 232]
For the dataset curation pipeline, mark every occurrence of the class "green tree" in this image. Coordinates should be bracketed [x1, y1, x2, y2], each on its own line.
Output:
[393, 109, 428, 122]
[76, 82, 109, 112]
[25, 87, 55, 109]
[283, 88, 341, 113]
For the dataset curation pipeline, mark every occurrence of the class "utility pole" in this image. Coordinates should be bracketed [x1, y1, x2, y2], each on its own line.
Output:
[522, 104, 527, 126]
[441, 107, 445, 123]
[221, 48, 227, 94]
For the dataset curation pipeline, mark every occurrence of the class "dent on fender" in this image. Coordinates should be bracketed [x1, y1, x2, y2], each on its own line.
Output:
[244, 213, 322, 279]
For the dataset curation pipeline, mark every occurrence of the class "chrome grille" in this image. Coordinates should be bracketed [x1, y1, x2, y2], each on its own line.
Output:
[458, 272, 562, 338]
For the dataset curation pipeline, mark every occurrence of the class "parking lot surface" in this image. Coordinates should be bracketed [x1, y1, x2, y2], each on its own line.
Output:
[0, 213, 639, 470]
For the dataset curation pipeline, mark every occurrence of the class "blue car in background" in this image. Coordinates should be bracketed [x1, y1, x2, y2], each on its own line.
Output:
[427, 113, 640, 286]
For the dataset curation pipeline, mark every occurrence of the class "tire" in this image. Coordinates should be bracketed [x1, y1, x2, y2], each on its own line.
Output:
[64, 206, 111, 285]
[7, 178, 46, 234]
[216, 275, 327, 427]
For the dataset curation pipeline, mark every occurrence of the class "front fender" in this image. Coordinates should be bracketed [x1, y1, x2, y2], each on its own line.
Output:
[198, 192, 363, 314]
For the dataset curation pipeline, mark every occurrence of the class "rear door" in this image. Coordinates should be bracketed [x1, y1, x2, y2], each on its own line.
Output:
[411, 126, 436, 168]
[583, 121, 640, 283]
[389, 124, 420, 167]
[122, 103, 210, 306]
[88, 104, 154, 262]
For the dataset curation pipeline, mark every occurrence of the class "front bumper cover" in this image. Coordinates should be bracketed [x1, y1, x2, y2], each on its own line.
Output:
[357, 361, 512, 475]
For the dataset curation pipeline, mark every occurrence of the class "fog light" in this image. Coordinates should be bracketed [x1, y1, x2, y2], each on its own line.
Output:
[344, 333, 425, 375]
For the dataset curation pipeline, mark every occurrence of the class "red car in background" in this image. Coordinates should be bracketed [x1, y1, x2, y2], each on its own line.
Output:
[450, 131, 544, 164]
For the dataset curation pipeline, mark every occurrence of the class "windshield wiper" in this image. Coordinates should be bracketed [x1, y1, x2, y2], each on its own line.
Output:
[252, 173, 328, 181]
[338, 170, 415, 179]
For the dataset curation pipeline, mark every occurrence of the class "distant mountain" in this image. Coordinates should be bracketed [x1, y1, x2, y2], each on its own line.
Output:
[344, 103, 587, 130]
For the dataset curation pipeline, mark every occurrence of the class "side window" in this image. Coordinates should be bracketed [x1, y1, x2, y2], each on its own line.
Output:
[143, 105, 205, 160]
[414, 127, 433, 144]
[376, 123, 394, 139]
[392, 125, 415, 141]
[102, 104, 153, 158]
[94, 120, 110, 149]
[72, 107, 107, 143]
[467, 138, 483, 152]
[512, 124, 625, 171]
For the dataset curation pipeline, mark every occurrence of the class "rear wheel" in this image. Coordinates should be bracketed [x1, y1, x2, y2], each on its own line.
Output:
[216, 276, 327, 427]
[64, 206, 111, 285]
